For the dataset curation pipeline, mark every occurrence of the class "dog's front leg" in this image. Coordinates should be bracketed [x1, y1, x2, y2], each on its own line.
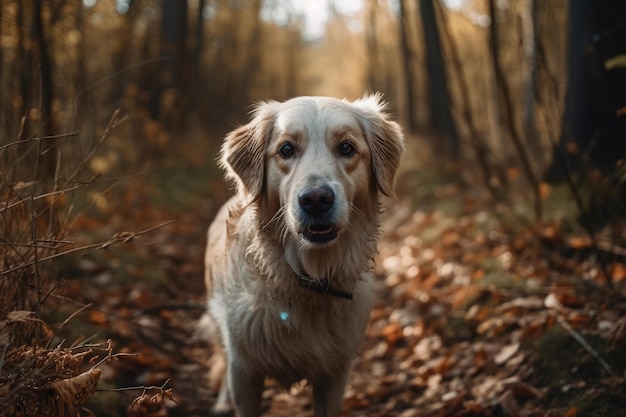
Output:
[227, 358, 264, 417]
[312, 366, 351, 417]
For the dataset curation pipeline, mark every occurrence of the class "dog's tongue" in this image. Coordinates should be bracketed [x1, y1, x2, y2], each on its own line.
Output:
[307, 225, 333, 235]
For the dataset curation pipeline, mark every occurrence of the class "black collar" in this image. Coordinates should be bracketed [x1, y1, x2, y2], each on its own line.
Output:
[298, 275, 353, 300]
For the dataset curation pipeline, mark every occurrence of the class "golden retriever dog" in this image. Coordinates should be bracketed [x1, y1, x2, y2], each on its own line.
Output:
[203, 94, 404, 417]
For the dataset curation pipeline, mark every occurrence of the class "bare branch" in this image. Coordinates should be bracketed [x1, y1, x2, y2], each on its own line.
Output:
[0, 220, 176, 276]
[0, 131, 80, 153]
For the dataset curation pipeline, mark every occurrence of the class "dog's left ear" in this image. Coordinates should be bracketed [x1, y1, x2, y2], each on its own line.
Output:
[220, 101, 278, 204]
[352, 94, 405, 198]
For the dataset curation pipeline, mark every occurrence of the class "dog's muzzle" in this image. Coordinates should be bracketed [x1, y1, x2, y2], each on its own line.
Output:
[297, 185, 338, 244]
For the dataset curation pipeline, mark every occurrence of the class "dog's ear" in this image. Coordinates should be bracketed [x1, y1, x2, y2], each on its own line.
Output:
[220, 101, 278, 204]
[352, 93, 405, 198]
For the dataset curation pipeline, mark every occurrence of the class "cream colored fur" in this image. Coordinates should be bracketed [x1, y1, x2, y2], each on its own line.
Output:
[204, 95, 404, 417]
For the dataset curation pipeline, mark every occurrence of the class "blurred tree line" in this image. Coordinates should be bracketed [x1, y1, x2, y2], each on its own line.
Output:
[0, 0, 625, 225]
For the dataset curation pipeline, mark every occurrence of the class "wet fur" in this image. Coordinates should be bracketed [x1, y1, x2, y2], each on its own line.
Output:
[203, 94, 404, 417]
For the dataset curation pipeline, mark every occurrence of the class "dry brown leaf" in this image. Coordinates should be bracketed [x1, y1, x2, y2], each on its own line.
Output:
[568, 312, 593, 327]
[382, 322, 403, 346]
[476, 317, 505, 335]
[494, 342, 520, 365]
[511, 382, 542, 401]
[89, 310, 109, 325]
[611, 263, 626, 282]
[555, 291, 585, 308]
[49, 368, 102, 414]
[567, 236, 591, 249]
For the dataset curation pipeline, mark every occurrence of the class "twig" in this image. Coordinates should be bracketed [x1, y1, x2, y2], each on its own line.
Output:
[105, 378, 172, 393]
[91, 352, 138, 370]
[1, 175, 99, 211]
[554, 313, 613, 375]
[0, 131, 80, 153]
[0, 220, 176, 276]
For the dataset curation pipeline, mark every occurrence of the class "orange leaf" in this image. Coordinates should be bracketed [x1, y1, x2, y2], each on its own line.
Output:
[611, 263, 626, 282]
[564, 406, 578, 417]
[507, 167, 520, 180]
[381, 322, 403, 345]
[539, 182, 551, 200]
[568, 236, 591, 249]
[89, 310, 108, 325]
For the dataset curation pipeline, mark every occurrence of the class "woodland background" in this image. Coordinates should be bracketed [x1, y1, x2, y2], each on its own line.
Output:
[1, 0, 626, 416]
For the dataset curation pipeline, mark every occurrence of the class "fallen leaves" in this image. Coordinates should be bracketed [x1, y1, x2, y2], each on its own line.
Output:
[17, 149, 624, 417]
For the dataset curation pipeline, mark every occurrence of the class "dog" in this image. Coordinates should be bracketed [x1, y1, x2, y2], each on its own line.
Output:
[203, 94, 404, 417]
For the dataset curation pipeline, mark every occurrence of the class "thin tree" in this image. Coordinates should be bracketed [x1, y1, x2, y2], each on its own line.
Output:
[436, 0, 506, 202]
[488, 0, 542, 222]
[419, 0, 459, 155]
[399, 0, 417, 131]
[238, 0, 263, 103]
[522, 0, 538, 156]
[366, 0, 381, 92]
[155, 0, 188, 126]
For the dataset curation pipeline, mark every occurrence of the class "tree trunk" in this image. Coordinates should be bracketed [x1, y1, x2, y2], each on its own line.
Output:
[522, 0, 538, 158]
[33, 0, 56, 170]
[286, 28, 301, 98]
[238, 0, 263, 103]
[436, 0, 507, 202]
[193, 0, 205, 77]
[399, 0, 417, 131]
[488, 0, 542, 221]
[366, 0, 380, 92]
[17, 0, 31, 142]
[419, 0, 459, 154]
[555, 0, 626, 175]
[154, 0, 188, 126]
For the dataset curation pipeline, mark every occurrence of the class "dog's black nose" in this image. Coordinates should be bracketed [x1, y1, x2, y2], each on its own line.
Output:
[298, 185, 334, 215]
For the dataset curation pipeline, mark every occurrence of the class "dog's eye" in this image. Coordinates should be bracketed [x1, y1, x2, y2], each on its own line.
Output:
[338, 142, 356, 157]
[279, 142, 295, 158]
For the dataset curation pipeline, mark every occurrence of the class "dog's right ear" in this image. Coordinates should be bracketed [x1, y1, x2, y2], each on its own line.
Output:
[220, 101, 278, 204]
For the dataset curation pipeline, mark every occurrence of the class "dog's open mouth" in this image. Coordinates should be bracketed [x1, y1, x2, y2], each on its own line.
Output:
[301, 223, 338, 244]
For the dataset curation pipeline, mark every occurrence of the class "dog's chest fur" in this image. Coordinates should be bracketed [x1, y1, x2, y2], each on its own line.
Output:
[207, 198, 375, 387]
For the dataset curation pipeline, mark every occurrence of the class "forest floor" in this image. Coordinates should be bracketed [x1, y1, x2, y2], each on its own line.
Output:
[47, 135, 626, 417]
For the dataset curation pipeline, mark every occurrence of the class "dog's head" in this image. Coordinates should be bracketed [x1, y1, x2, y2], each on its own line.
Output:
[221, 94, 404, 248]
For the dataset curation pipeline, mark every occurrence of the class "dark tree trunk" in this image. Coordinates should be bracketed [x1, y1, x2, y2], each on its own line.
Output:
[33, 0, 56, 172]
[419, 0, 459, 154]
[554, 0, 626, 176]
[154, 0, 188, 125]
[193, 0, 206, 70]
[399, 0, 417, 131]
[17, 0, 31, 142]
